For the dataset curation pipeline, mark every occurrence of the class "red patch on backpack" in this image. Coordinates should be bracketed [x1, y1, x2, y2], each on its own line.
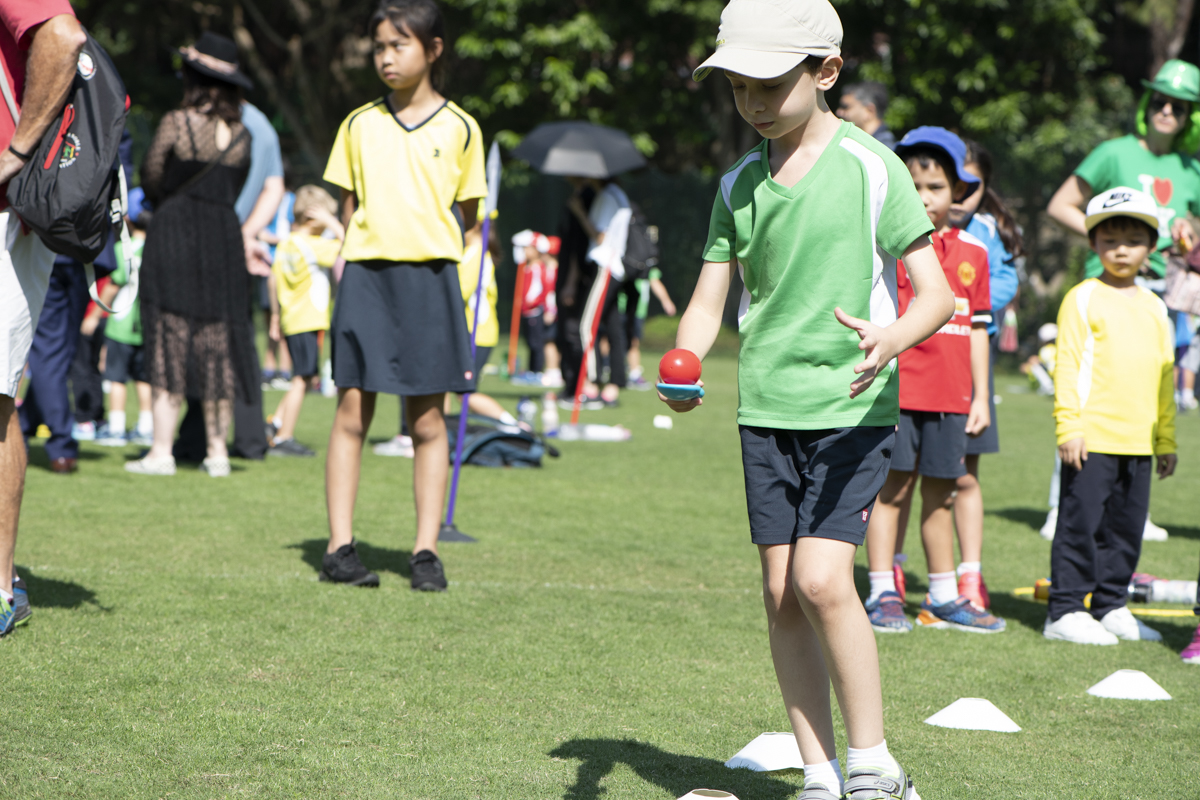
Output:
[1153, 177, 1173, 205]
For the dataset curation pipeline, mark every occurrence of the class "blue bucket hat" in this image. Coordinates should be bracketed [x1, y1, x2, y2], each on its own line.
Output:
[894, 126, 981, 189]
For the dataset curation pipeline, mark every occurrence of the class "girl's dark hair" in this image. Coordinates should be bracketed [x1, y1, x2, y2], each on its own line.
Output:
[369, 0, 447, 90]
[962, 139, 1025, 259]
[901, 147, 958, 191]
[180, 64, 242, 125]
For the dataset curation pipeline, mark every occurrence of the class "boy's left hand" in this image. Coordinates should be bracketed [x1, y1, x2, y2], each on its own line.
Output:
[835, 308, 900, 398]
[1157, 453, 1177, 480]
[965, 396, 991, 437]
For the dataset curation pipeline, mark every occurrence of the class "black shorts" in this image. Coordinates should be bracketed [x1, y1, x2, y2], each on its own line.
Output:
[331, 260, 474, 397]
[891, 409, 968, 479]
[473, 345, 492, 387]
[285, 330, 320, 378]
[739, 425, 895, 546]
[102, 339, 144, 384]
[966, 333, 999, 455]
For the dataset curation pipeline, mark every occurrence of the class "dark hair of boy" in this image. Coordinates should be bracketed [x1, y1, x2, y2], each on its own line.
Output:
[1087, 214, 1159, 245]
[369, 0, 447, 90]
[181, 64, 242, 124]
[901, 145, 961, 196]
[961, 139, 1025, 259]
[845, 80, 888, 117]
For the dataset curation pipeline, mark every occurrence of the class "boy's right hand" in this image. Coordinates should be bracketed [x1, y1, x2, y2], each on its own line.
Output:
[658, 379, 703, 413]
[1058, 437, 1087, 471]
[268, 315, 281, 343]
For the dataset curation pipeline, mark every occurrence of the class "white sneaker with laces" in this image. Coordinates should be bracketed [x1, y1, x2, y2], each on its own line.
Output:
[125, 455, 176, 476]
[372, 435, 414, 457]
[1040, 507, 1058, 541]
[1043, 611, 1119, 645]
[201, 457, 231, 477]
[1100, 606, 1163, 641]
[1143, 514, 1168, 542]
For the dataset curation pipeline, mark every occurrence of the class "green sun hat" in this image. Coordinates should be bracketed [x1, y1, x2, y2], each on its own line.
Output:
[1141, 59, 1200, 103]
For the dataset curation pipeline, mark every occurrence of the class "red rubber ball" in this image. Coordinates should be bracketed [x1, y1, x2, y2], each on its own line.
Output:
[659, 348, 702, 384]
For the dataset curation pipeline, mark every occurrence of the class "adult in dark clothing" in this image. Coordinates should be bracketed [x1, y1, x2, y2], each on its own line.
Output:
[125, 37, 254, 478]
[837, 81, 895, 149]
[555, 184, 595, 403]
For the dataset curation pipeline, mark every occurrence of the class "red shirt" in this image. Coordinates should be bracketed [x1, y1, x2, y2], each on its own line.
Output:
[520, 258, 556, 316]
[897, 227, 992, 414]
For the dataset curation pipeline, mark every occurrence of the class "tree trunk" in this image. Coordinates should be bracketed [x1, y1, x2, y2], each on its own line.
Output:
[1149, 0, 1196, 74]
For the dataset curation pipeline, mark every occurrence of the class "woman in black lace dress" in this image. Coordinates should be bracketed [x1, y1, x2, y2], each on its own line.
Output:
[125, 48, 255, 478]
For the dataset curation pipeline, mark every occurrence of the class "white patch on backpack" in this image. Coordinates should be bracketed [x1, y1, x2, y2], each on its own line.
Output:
[59, 133, 81, 169]
[77, 52, 96, 81]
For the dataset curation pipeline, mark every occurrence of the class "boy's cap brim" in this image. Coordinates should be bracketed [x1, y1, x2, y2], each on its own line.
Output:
[1084, 209, 1161, 232]
[693, 49, 811, 82]
[1084, 186, 1161, 232]
[894, 126, 981, 188]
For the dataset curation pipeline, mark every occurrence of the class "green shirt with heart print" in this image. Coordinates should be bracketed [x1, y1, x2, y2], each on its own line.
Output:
[1074, 134, 1200, 277]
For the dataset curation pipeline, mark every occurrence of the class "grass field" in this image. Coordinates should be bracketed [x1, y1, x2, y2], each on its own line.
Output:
[3, 349, 1199, 799]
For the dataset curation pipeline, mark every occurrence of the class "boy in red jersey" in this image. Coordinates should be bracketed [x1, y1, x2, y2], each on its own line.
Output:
[864, 127, 1006, 634]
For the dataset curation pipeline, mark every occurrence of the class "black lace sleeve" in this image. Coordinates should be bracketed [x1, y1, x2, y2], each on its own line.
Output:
[141, 110, 184, 205]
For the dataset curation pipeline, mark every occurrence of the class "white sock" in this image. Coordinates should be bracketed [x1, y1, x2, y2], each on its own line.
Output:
[137, 410, 153, 433]
[893, 553, 907, 566]
[1185, 388, 1196, 403]
[868, 571, 895, 601]
[0, 587, 12, 604]
[928, 571, 958, 605]
[498, 411, 518, 425]
[107, 410, 126, 433]
[803, 758, 843, 792]
[846, 740, 898, 775]
[957, 561, 981, 577]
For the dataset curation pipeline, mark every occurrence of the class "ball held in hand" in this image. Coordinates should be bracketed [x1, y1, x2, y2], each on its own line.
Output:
[659, 348, 702, 384]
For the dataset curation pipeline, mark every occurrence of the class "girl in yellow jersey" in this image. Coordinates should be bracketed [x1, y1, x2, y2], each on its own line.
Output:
[320, 0, 487, 591]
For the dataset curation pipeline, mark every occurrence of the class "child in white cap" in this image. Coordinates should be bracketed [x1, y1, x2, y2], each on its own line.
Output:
[661, 1, 955, 797]
[1044, 187, 1177, 646]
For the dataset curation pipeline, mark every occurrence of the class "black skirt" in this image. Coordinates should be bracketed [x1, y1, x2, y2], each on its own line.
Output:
[331, 260, 474, 396]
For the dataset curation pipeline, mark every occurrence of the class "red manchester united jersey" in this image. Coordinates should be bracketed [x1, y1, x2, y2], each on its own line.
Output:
[897, 228, 992, 414]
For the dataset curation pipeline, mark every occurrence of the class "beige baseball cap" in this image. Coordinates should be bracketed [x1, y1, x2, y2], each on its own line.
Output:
[692, 0, 842, 82]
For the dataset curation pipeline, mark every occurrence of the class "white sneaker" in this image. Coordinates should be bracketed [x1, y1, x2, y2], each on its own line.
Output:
[372, 434, 414, 457]
[1100, 606, 1163, 641]
[125, 455, 176, 476]
[200, 457, 231, 477]
[1043, 611, 1119, 645]
[1143, 514, 1168, 542]
[1040, 507, 1058, 541]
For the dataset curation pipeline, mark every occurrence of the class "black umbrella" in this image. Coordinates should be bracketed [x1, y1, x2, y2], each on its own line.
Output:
[511, 121, 646, 178]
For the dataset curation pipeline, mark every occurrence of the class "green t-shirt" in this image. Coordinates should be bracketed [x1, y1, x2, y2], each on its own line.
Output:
[104, 237, 143, 346]
[703, 122, 934, 429]
[1074, 135, 1200, 278]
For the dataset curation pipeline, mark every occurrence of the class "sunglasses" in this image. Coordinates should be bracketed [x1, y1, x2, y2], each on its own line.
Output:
[1149, 95, 1191, 117]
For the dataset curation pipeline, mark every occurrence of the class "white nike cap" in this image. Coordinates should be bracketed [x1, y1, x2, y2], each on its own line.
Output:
[1084, 187, 1161, 233]
[692, 0, 842, 82]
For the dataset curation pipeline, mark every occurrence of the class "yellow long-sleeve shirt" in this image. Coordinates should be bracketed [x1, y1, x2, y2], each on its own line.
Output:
[1054, 278, 1175, 455]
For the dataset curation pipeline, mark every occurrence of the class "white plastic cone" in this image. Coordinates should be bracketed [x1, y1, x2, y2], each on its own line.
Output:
[1087, 669, 1171, 700]
[678, 791, 739, 800]
[724, 732, 803, 771]
[923, 698, 1021, 732]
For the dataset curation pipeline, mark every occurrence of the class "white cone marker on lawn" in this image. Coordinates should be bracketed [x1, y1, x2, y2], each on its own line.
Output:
[724, 732, 803, 771]
[924, 698, 1021, 732]
[1087, 669, 1171, 700]
[678, 791, 739, 800]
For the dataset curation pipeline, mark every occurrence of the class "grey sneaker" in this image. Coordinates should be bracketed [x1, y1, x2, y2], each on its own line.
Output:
[268, 438, 316, 457]
[320, 543, 380, 587]
[843, 763, 920, 800]
[410, 550, 447, 592]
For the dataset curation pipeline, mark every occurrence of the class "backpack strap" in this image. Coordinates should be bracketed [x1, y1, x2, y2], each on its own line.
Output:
[86, 166, 138, 314]
[0, 57, 18, 125]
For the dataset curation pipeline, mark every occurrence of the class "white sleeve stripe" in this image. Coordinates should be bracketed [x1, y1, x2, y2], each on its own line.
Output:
[720, 151, 761, 214]
[971, 313, 992, 322]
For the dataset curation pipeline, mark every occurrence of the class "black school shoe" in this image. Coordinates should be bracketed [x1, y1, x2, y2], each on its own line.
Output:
[320, 543, 380, 587]
[410, 550, 447, 592]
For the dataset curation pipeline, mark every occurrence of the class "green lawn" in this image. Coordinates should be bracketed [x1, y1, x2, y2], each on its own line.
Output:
[3, 351, 1199, 799]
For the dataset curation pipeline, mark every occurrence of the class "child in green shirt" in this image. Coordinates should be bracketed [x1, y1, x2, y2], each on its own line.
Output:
[664, 1, 954, 797]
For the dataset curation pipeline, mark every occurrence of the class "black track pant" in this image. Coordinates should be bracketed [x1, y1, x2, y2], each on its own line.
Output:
[1048, 452, 1151, 622]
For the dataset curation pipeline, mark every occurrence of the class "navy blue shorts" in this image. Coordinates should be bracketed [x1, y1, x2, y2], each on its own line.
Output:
[285, 331, 320, 378]
[891, 409, 968, 480]
[739, 425, 895, 546]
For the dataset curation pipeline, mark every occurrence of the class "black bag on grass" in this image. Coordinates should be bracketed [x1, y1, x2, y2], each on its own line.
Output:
[446, 415, 558, 468]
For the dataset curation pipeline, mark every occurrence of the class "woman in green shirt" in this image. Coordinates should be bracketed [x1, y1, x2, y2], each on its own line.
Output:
[1048, 60, 1200, 278]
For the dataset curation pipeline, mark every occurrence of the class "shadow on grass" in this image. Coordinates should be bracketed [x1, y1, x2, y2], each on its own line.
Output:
[987, 507, 1048, 532]
[549, 738, 796, 800]
[989, 591, 1048, 633]
[1160, 524, 1200, 541]
[288, 539, 413, 579]
[16, 566, 109, 611]
[25, 447, 103, 472]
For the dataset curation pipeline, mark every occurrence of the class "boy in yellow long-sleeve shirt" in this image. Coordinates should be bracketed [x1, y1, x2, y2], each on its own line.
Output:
[1046, 187, 1177, 646]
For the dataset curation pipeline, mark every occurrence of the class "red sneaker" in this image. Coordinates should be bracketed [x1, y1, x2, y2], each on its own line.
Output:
[958, 571, 990, 609]
[893, 562, 907, 604]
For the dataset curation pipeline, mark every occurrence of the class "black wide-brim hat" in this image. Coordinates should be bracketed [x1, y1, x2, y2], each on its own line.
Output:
[179, 31, 253, 90]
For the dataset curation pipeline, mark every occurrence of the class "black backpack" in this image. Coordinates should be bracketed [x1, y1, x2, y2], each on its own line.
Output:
[1, 31, 130, 268]
[446, 415, 560, 468]
[621, 200, 659, 283]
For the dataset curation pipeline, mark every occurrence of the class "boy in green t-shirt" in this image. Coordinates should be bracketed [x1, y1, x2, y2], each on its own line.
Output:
[664, 2, 954, 798]
[96, 189, 152, 447]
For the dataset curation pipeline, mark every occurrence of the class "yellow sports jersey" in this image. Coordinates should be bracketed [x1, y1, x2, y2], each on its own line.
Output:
[1054, 279, 1175, 455]
[324, 98, 487, 264]
[458, 238, 498, 347]
[272, 234, 342, 335]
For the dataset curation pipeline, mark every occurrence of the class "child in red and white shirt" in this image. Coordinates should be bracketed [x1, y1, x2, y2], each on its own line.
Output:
[863, 127, 1006, 634]
[513, 230, 559, 385]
